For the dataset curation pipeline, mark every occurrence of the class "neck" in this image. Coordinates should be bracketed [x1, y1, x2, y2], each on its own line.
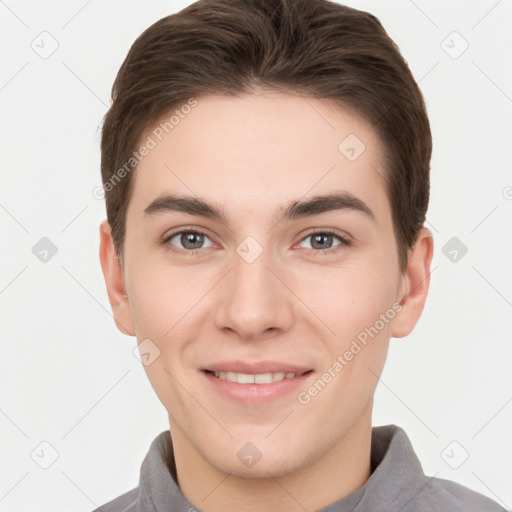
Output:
[170, 403, 373, 512]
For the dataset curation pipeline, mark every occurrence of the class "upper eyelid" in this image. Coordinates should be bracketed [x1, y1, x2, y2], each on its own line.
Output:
[163, 225, 216, 241]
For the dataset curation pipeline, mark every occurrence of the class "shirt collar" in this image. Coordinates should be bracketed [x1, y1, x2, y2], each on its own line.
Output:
[319, 424, 427, 512]
[136, 424, 425, 512]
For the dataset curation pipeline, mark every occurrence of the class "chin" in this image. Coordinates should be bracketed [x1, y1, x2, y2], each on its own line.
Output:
[200, 434, 316, 480]
[213, 452, 306, 480]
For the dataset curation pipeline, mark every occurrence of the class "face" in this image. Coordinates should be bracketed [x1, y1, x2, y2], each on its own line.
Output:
[100, 91, 431, 479]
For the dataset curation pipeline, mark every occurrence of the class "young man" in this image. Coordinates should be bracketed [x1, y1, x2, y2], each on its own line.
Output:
[95, 1, 506, 511]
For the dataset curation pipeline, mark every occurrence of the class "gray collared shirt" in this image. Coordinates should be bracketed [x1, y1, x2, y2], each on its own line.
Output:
[92, 424, 507, 512]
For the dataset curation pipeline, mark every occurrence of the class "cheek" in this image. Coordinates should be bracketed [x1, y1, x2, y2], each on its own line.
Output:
[301, 259, 399, 346]
[125, 261, 209, 339]
[309, 262, 398, 405]
[125, 266, 202, 420]
[297, 272, 395, 422]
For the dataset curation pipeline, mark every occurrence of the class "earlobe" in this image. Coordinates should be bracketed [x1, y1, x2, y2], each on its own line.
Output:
[98, 220, 136, 336]
[391, 227, 434, 338]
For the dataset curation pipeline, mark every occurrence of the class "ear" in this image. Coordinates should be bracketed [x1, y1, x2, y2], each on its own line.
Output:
[99, 220, 135, 336]
[391, 226, 434, 338]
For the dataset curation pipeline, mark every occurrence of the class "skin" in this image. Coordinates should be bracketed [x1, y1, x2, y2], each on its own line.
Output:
[99, 91, 433, 512]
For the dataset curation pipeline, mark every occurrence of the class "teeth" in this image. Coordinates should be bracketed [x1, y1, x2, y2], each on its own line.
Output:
[213, 371, 298, 384]
[255, 373, 272, 384]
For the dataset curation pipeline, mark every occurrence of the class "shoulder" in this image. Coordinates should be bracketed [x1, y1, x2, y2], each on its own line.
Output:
[90, 487, 139, 512]
[405, 475, 508, 512]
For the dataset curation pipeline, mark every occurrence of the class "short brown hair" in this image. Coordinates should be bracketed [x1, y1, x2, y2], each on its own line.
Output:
[100, 0, 431, 271]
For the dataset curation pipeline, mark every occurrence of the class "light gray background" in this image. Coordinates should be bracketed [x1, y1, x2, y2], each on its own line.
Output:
[1, 1, 511, 511]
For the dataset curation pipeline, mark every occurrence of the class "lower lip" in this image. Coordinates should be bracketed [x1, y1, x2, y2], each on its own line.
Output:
[202, 371, 313, 405]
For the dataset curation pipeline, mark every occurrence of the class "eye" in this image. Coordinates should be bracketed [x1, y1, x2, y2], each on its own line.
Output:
[164, 230, 214, 254]
[298, 230, 351, 253]
[161, 228, 351, 256]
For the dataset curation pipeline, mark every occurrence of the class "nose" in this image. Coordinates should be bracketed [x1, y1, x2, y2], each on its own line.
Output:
[213, 244, 296, 341]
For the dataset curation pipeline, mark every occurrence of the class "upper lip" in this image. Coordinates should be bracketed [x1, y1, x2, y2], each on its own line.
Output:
[202, 360, 312, 375]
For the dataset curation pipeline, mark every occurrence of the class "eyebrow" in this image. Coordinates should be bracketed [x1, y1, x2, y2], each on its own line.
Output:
[144, 191, 376, 224]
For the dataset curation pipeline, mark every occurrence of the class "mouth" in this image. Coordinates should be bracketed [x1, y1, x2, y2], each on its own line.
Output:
[201, 364, 314, 405]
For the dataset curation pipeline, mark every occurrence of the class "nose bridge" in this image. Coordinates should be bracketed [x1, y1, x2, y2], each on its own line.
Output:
[214, 238, 294, 339]
[232, 244, 274, 301]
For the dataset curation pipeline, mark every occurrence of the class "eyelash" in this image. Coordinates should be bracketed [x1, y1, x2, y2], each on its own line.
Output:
[161, 228, 352, 257]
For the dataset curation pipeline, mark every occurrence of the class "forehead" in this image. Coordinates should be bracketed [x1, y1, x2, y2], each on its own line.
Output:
[127, 92, 390, 225]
